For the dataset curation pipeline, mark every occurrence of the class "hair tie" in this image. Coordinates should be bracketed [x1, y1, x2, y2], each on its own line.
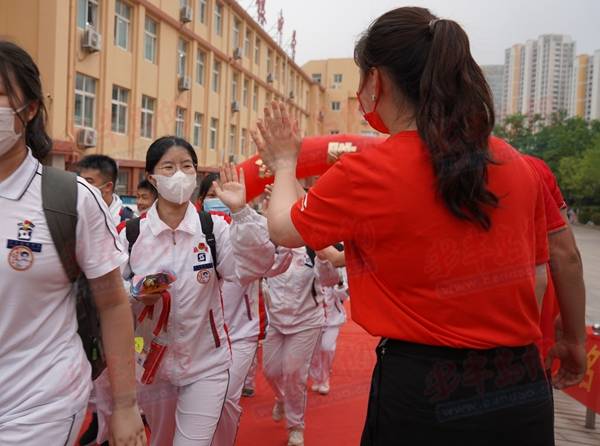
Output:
[428, 19, 441, 34]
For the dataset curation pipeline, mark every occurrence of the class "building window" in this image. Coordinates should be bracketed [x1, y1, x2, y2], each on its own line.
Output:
[175, 107, 186, 138]
[240, 128, 247, 155]
[196, 50, 206, 84]
[333, 73, 343, 84]
[267, 49, 273, 73]
[114, 0, 132, 51]
[242, 79, 249, 107]
[116, 170, 129, 196]
[254, 38, 260, 65]
[215, 2, 223, 36]
[232, 72, 239, 101]
[144, 16, 158, 63]
[77, 0, 99, 29]
[331, 101, 341, 111]
[209, 118, 218, 150]
[111, 85, 129, 134]
[252, 85, 258, 111]
[275, 57, 280, 80]
[212, 60, 221, 93]
[199, 0, 207, 23]
[74, 73, 96, 128]
[193, 112, 203, 146]
[232, 18, 241, 49]
[140, 95, 155, 139]
[177, 38, 188, 77]
[244, 30, 251, 57]
[229, 125, 237, 153]
[312, 73, 321, 84]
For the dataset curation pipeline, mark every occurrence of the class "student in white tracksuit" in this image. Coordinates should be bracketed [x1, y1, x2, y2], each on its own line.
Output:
[310, 273, 349, 394]
[263, 248, 339, 446]
[0, 41, 144, 446]
[99, 138, 274, 446]
[196, 172, 295, 446]
[213, 246, 293, 446]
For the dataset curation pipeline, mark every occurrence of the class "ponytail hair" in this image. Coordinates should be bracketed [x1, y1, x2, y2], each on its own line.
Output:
[354, 7, 498, 230]
[0, 40, 52, 160]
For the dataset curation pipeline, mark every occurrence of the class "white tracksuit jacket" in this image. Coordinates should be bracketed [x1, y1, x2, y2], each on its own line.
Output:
[264, 248, 340, 335]
[119, 203, 275, 386]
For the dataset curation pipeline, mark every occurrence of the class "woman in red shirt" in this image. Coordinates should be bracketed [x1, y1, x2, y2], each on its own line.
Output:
[252, 6, 586, 446]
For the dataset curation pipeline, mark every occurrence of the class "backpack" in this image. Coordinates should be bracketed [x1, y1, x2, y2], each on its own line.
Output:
[125, 211, 220, 279]
[119, 206, 135, 222]
[41, 166, 106, 380]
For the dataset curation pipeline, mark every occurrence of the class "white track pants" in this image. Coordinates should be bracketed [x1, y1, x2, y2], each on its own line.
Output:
[0, 408, 86, 446]
[212, 338, 258, 446]
[310, 326, 341, 385]
[137, 369, 229, 446]
[262, 326, 322, 430]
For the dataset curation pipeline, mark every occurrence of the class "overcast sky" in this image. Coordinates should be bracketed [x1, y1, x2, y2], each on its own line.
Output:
[241, 0, 600, 67]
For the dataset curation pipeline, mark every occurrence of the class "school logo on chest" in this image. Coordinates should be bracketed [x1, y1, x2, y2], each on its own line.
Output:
[193, 242, 213, 284]
[6, 220, 41, 271]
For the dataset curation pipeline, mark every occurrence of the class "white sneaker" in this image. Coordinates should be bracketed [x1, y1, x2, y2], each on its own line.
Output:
[319, 382, 330, 395]
[288, 429, 304, 446]
[272, 400, 284, 422]
[311, 383, 320, 392]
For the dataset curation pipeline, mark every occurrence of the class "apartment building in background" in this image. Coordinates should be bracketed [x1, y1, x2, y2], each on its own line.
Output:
[302, 58, 381, 137]
[480, 64, 504, 118]
[501, 44, 524, 119]
[500, 35, 575, 122]
[0, 0, 325, 194]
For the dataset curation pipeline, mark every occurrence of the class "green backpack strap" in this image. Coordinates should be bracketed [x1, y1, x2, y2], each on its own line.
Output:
[41, 166, 80, 282]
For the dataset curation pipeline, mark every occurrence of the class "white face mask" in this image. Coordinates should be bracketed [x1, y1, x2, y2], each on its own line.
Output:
[0, 106, 26, 157]
[152, 170, 197, 204]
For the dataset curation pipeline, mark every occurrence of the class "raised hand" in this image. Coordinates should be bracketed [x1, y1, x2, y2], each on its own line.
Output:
[213, 163, 246, 213]
[252, 101, 302, 172]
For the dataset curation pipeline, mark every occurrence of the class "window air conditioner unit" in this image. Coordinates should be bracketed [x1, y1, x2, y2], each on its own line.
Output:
[77, 128, 97, 148]
[178, 76, 192, 91]
[289, 91, 295, 99]
[266, 73, 274, 83]
[231, 101, 240, 113]
[228, 154, 238, 164]
[180, 6, 193, 23]
[233, 48, 242, 60]
[82, 28, 102, 53]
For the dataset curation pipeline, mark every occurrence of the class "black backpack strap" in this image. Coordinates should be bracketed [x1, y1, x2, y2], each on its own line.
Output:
[125, 217, 141, 254]
[41, 166, 80, 282]
[199, 211, 220, 280]
[306, 247, 317, 268]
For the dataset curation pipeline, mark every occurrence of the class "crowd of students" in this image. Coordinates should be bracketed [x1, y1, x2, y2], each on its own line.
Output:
[0, 5, 589, 446]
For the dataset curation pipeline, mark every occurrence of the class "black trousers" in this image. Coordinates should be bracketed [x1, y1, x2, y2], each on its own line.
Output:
[361, 339, 554, 446]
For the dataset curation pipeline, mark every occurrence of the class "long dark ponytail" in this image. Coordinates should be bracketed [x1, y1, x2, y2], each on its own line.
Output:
[0, 40, 53, 160]
[354, 7, 498, 230]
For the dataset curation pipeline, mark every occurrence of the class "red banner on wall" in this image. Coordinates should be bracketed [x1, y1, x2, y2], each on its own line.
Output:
[563, 326, 600, 413]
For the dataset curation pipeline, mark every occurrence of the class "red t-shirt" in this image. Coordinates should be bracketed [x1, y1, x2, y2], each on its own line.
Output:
[524, 155, 568, 359]
[291, 131, 554, 349]
[523, 155, 567, 211]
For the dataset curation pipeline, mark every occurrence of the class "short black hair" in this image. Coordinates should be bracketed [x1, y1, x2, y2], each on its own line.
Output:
[146, 136, 197, 174]
[198, 173, 220, 201]
[137, 178, 157, 198]
[77, 154, 118, 184]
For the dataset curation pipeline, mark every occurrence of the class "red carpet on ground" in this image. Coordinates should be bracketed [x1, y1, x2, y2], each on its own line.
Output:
[237, 303, 377, 446]
[78, 303, 377, 445]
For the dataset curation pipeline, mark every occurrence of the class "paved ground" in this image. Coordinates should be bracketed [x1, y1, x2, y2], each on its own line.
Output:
[555, 224, 600, 443]
[573, 225, 600, 325]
